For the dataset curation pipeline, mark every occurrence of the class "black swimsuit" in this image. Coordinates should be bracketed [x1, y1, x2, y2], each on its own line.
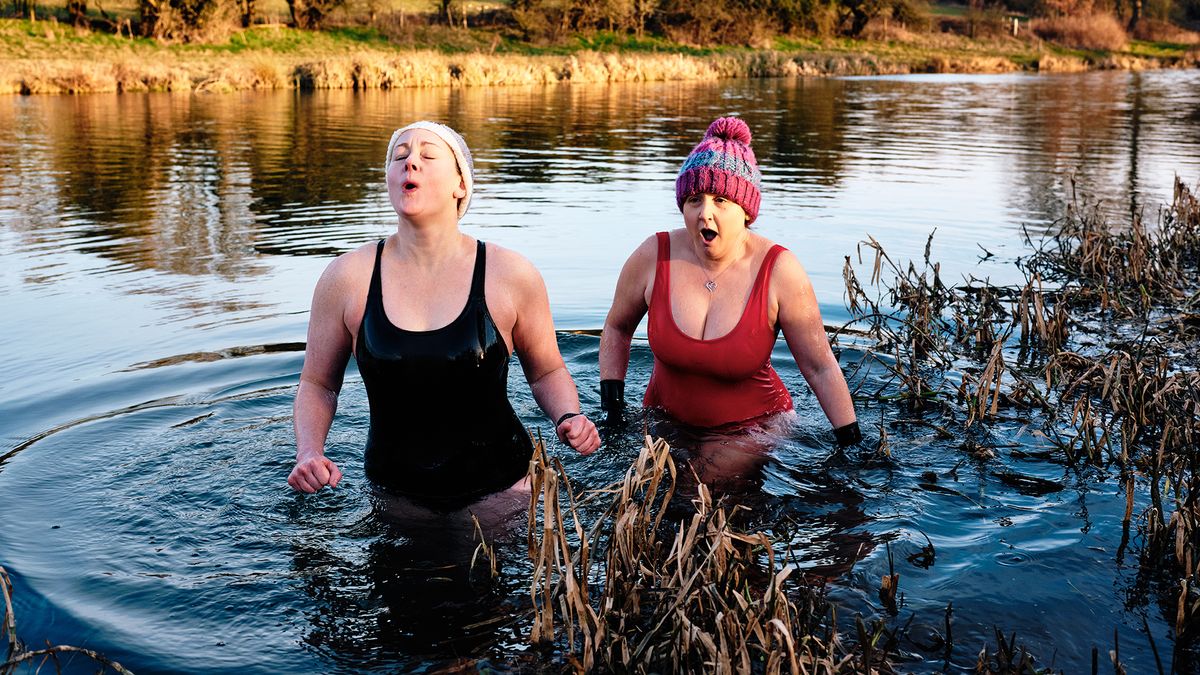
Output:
[355, 239, 534, 508]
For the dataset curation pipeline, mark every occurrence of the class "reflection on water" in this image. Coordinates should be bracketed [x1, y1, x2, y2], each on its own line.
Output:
[289, 507, 528, 670]
[3, 71, 1200, 673]
[4, 74, 1198, 283]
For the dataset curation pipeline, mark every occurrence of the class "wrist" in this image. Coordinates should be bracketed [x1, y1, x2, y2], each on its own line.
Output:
[296, 448, 324, 463]
[833, 421, 862, 448]
[556, 411, 582, 426]
[600, 379, 625, 411]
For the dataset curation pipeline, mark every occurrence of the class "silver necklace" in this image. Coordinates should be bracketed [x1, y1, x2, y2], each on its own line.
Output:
[699, 234, 748, 292]
[701, 260, 737, 293]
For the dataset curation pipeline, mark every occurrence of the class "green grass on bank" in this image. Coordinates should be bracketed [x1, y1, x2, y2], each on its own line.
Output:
[4, 15, 1196, 63]
[774, 32, 1040, 64]
[1127, 38, 1198, 57]
[216, 25, 394, 53]
[0, 18, 508, 56]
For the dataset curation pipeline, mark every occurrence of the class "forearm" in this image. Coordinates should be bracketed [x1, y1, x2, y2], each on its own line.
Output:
[293, 379, 340, 461]
[528, 366, 582, 423]
[804, 363, 857, 429]
[601, 320, 636, 379]
[598, 323, 635, 410]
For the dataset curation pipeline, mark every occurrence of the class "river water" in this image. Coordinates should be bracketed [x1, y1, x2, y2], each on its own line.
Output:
[2, 71, 1199, 673]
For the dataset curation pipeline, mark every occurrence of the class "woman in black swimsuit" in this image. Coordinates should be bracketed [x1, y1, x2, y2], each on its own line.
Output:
[287, 121, 600, 507]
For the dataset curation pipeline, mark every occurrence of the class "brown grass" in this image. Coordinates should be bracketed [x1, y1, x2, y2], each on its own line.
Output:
[3, 48, 965, 94]
[1131, 18, 1200, 44]
[1030, 12, 1128, 51]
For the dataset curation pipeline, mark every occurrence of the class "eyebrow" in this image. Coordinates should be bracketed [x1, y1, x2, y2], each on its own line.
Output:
[394, 140, 443, 154]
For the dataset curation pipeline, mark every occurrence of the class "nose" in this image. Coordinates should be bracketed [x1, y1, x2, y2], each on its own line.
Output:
[403, 151, 420, 172]
[698, 196, 716, 223]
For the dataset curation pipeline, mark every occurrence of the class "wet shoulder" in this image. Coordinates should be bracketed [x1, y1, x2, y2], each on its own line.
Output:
[480, 242, 544, 335]
[482, 241, 541, 288]
[626, 233, 661, 271]
[318, 242, 377, 291]
[482, 242, 549, 313]
[631, 232, 667, 299]
[765, 245, 807, 287]
[313, 242, 378, 330]
[765, 245, 814, 317]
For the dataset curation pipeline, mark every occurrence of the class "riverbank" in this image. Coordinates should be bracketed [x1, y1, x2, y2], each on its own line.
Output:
[2, 17, 1199, 94]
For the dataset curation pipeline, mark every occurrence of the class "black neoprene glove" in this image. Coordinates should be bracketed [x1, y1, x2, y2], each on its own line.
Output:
[833, 421, 863, 448]
[600, 379, 625, 412]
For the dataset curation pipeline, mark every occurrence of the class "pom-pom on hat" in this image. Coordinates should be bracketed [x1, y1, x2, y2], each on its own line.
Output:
[675, 117, 762, 224]
[385, 121, 475, 220]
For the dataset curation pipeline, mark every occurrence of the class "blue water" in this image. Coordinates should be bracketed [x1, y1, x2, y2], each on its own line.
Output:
[2, 70, 1200, 673]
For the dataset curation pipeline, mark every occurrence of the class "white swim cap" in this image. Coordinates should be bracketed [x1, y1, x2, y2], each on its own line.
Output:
[385, 121, 475, 220]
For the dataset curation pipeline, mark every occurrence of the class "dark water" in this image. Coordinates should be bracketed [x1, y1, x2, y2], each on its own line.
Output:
[2, 71, 1199, 673]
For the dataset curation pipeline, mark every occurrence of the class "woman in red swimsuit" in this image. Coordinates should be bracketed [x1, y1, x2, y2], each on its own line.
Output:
[599, 116, 860, 482]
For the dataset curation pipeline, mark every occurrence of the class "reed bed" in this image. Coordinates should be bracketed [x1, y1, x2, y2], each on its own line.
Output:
[525, 436, 893, 673]
[4, 49, 856, 94]
[0, 44, 1170, 96]
[838, 176, 1200, 668]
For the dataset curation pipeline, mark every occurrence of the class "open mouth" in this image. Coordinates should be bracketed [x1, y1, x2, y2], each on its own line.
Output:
[700, 228, 718, 242]
[404, 181, 418, 191]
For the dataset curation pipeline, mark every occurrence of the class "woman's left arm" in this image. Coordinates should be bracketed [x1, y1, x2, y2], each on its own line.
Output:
[774, 251, 858, 432]
[504, 250, 601, 456]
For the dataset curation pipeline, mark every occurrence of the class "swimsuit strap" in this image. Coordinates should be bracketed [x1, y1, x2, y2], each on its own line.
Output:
[748, 244, 787, 308]
[367, 239, 386, 309]
[469, 240, 487, 301]
[655, 231, 670, 263]
[653, 233, 784, 318]
[652, 231, 671, 307]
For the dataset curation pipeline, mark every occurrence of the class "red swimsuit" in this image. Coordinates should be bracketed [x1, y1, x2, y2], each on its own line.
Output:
[644, 232, 794, 428]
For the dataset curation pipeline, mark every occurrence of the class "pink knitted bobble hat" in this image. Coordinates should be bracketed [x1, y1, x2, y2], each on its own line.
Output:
[675, 117, 763, 224]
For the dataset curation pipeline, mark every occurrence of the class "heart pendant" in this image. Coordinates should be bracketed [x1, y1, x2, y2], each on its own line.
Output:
[704, 280, 717, 293]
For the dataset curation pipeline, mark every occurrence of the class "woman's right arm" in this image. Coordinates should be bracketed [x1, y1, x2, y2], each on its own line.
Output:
[598, 236, 656, 410]
[288, 258, 354, 493]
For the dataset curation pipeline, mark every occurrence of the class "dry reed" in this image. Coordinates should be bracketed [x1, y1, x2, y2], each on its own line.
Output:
[1130, 18, 1200, 45]
[1, 39, 1188, 96]
[1030, 13, 1129, 51]
[840, 176, 1200, 667]
[526, 436, 890, 673]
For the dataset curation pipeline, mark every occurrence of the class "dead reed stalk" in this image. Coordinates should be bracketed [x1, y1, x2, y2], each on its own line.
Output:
[839, 178, 1200, 661]
[527, 436, 885, 673]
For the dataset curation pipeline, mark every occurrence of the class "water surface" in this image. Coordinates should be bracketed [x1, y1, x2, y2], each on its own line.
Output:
[2, 70, 1200, 673]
